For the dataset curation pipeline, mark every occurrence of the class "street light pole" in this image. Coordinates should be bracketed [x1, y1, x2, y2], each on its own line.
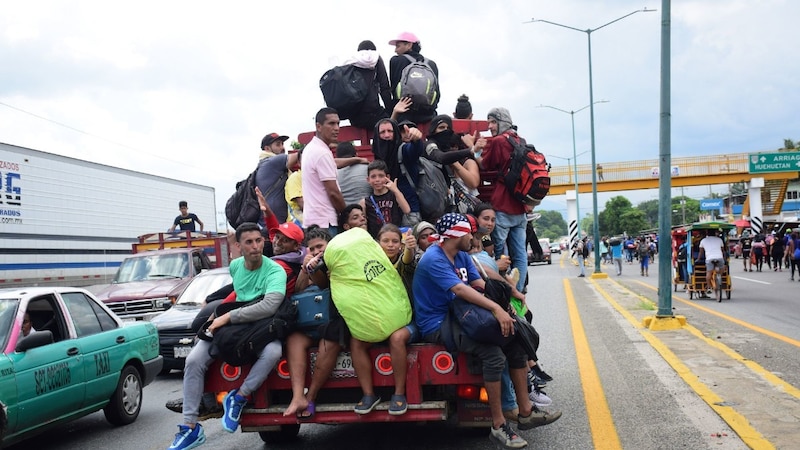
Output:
[538, 102, 607, 241]
[529, 8, 656, 275]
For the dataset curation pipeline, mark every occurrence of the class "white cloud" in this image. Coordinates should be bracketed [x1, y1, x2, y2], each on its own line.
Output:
[1, 0, 799, 228]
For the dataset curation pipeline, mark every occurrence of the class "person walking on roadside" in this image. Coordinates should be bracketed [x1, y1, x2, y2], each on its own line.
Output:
[771, 231, 785, 272]
[574, 238, 587, 278]
[786, 230, 800, 281]
[610, 238, 624, 276]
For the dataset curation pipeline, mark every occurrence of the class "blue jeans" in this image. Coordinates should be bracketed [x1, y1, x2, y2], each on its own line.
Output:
[500, 363, 517, 412]
[493, 212, 528, 292]
[577, 254, 586, 276]
[182, 339, 282, 424]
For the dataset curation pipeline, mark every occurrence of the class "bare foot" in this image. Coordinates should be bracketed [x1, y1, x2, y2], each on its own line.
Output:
[283, 397, 309, 417]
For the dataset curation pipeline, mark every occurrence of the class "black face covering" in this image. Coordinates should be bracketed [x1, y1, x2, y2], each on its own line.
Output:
[429, 129, 454, 150]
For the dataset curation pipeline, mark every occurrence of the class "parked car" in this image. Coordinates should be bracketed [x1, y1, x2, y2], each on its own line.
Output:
[528, 239, 552, 265]
[0, 287, 162, 447]
[549, 243, 561, 254]
[150, 268, 232, 374]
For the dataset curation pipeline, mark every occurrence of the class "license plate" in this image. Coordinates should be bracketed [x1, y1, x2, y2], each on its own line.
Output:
[173, 346, 192, 358]
[333, 353, 354, 377]
[311, 352, 354, 378]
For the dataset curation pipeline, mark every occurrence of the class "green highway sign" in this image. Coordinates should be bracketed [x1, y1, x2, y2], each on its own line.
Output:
[748, 151, 800, 174]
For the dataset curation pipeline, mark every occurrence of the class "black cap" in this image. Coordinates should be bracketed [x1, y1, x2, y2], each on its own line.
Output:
[261, 133, 289, 149]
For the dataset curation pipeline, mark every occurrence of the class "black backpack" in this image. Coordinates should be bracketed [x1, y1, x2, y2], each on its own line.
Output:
[320, 64, 373, 120]
[225, 166, 286, 229]
[677, 245, 688, 262]
[207, 298, 297, 366]
[502, 135, 551, 206]
[225, 168, 260, 229]
[399, 144, 449, 223]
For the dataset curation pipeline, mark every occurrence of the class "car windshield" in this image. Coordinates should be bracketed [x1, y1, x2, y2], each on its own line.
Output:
[176, 272, 232, 306]
[0, 298, 21, 348]
[114, 253, 190, 283]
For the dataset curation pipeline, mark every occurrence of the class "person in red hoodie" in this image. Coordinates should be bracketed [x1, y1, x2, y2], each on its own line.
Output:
[476, 108, 528, 292]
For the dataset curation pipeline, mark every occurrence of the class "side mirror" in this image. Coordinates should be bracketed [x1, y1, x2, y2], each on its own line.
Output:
[16, 330, 54, 352]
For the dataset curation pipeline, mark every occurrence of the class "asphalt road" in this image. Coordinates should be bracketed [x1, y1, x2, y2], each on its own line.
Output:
[14, 254, 797, 449]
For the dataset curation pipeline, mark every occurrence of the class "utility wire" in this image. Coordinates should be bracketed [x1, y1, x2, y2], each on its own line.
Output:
[0, 99, 198, 168]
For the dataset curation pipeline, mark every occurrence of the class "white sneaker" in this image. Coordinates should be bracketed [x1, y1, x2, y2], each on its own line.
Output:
[489, 422, 528, 449]
[529, 388, 552, 407]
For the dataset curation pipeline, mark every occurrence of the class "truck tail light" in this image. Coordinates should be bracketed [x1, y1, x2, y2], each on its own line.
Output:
[432, 351, 454, 374]
[220, 363, 241, 382]
[374, 353, 393, 375]
[457, 385, 489, 403]
[276, 359, 290, 379]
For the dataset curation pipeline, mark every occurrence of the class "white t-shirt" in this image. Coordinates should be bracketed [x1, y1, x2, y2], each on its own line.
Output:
[699, 235, 725, 260]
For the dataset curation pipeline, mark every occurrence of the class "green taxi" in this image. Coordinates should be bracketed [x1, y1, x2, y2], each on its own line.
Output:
[0, 287, 163, 447]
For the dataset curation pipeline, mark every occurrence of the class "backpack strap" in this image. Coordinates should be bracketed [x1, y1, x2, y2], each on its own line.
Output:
[403, 54, 417, 65]
[368, 195, 386, 224]
[397, 144, 417, 189]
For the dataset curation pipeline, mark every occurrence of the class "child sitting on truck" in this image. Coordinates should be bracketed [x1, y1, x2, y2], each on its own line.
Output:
[323, 226, 413, 415]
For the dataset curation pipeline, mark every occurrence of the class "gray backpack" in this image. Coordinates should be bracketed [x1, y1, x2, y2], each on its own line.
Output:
[396, 54, 438, 110]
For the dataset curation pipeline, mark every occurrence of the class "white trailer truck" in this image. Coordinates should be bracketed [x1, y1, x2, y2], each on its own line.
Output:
[0, 142, 217, 287]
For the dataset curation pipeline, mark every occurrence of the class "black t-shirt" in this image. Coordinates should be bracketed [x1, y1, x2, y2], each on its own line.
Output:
[174, 213, 200, 231]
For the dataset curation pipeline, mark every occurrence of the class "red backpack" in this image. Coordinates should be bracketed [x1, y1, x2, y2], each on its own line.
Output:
[502, 135, 551, 206]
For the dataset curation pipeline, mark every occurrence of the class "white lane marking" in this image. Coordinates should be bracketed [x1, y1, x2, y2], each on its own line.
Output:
[730, 276, 770, 285]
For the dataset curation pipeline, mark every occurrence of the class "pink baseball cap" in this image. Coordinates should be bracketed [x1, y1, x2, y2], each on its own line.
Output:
[389, 32, 419, 45]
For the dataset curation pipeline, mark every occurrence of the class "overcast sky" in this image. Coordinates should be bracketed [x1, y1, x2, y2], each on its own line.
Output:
[2, 0, 798, 230]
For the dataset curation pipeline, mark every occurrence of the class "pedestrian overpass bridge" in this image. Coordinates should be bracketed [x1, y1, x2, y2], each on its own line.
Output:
[548, 152, 799, 215]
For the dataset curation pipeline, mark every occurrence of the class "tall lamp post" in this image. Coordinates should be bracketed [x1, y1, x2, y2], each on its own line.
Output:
[539, 101, 608, 242]
[549, 150, 589, 233]
[529, 8, 656, 275]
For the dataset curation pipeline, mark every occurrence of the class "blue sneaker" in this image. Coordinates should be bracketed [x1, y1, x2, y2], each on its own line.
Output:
[221, 389, 247, 433]
[168, 424, 205, 450]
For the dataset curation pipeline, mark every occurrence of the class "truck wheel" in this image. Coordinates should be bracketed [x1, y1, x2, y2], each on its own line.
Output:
[104, 365, 143, 426]
[259, 424, 301, 443]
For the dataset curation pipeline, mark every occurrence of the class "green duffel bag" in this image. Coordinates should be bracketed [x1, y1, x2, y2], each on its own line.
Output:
[323, 227, 412, 343]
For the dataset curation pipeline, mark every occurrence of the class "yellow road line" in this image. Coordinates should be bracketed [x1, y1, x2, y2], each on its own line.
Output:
[592, 279, 775, 449]
[628, 281, 800, 400]
[631, 279, 800, 349]
[563, 278, 622, 450]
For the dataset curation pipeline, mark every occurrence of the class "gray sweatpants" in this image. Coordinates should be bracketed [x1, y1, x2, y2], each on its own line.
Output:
[182, 339, 282, 424]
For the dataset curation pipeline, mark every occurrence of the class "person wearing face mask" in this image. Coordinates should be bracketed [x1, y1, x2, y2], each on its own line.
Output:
[371, 118, 473, 227]
[425, 115, 482, 212]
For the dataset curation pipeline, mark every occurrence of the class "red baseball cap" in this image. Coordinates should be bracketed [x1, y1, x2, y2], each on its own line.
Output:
[271, 222, 304, 244]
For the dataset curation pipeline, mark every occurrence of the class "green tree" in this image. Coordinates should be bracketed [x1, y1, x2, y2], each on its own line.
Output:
[670, 196, 701, 225]
[580, 215, 594, 237]
[533, 210, 567, 240]
[618, 209, 649, 235]
[599, 196, 634, 236]
[636, 199, 659, 229]
[783, 138, 796, 149]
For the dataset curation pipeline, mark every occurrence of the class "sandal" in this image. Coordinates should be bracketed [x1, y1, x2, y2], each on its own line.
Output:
[388, 394, 407, 416]
[354, 394, 380, 414]
[297, 401, 315, 420]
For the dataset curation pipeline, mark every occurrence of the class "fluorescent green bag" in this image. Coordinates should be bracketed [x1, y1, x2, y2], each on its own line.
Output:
[324, 227, 412, 342]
